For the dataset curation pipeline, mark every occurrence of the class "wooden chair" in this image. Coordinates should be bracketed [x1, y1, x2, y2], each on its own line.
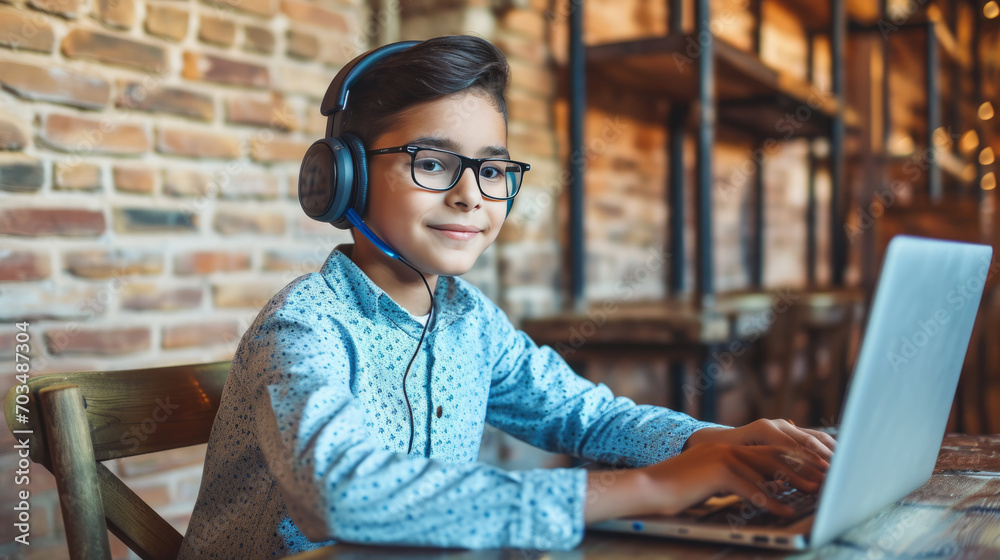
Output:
[3, 361, 230, 560]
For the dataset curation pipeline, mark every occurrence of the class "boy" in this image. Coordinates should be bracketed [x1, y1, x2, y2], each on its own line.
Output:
[179, 35, 834, 559]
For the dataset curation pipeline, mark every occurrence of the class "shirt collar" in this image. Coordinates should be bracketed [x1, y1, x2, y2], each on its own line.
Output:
[319, 244, 473, 337]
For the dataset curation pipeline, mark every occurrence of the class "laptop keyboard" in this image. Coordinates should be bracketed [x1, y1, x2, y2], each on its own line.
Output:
[684, 487, 818, 528]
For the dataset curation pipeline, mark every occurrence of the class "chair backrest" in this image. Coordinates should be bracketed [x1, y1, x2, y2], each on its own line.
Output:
[4, 361, 230, 560]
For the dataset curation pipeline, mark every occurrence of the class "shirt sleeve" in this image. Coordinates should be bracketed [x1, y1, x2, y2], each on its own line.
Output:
[483, 302, 726, 468]
[241, 301, 588, 550]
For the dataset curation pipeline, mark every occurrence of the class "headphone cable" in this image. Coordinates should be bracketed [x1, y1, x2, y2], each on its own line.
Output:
[397, 257, 436, 456]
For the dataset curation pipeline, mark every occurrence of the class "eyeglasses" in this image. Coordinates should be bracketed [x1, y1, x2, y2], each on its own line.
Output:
[366, 145, 530, 201]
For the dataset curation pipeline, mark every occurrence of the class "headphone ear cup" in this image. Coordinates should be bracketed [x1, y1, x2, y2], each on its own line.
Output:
[299, 137, 355, 228]
[341, 133, 368, 219]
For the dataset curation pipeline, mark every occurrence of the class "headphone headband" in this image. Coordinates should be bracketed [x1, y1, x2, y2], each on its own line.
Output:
[320, 41, 420, 137]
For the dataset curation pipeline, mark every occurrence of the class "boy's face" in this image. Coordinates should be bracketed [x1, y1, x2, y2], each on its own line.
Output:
[363, 91, 510, 277]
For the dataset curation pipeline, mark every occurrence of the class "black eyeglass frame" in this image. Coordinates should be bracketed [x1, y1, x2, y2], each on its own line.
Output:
[366, 145, 531, 201]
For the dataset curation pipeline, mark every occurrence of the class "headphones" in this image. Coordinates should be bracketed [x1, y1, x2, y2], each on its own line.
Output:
[298, 39, 513, 263]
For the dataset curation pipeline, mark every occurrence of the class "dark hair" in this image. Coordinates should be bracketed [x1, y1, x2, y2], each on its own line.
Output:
[340, 35, 510, 147]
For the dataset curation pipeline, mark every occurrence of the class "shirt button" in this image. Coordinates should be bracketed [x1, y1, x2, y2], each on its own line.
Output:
[436, 405, 443, 418]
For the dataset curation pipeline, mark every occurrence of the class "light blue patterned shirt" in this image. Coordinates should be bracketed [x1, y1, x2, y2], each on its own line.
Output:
[179, 244, 720, 559]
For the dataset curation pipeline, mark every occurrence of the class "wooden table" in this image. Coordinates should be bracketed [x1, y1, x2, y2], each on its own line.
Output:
[283, 434, 1000, 559]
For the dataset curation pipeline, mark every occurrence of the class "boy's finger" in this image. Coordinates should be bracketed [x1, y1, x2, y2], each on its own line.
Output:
[741, 447, 825, 490]
[782, 426, 834, 463]
[802, 428, 838, 453]
[726, 461, 797, 517]
[764, 428, 831, 468]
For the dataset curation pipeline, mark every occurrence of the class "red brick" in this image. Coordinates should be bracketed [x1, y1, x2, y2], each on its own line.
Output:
[199, 14, 235, 46]
[172, 169, 279, 199]
[129, 483, 171, 508]
[495, 32, 548, 66]
[0, 283, 105, 321]
[0, 109, 30, 151]
[0, 60, 109, 110]
[109, 533, 131, 559]
[213, 281, 282, 308]
[0, 250, 50, 281]
[319, 35, 356, 67]
[182, 52, 269, 88]
[54, 161, 101, 190]
[42, 113, 149, 155]
[508, 58, 555, 98]
[249, 136, 309, 162]
[174, 472, 203, 503]
[0, 158, 44, 192]
[174, 251, 251, 275]
[64, 250, 163, 278]
[0, 108, 28, 150]
[121, 284, 202, 310]
[205, 0, 276, 17]
[304, 108, 326, 136]
[162, 320, 239, 348]
[117, 444, 207, 477]
[509, 127, 556, 159]
[45, 326, 150, 356]
[226, 94, 296, 131]
[295, 211, 340, 236]
[117, 82, 214, 121]
[501, 8, 546, 41]
[262, 249, 321, 272]
[277, 65, 330, 97]
[62, 29, 168, 73]
[507, 90, 550, 127]
[163, 168, 211, 197]
[28, 0, 79, 18]
[0, 208, 105, 237]
[113, 166, 156, 194]
[286, 28, 319, 59]
[157, 128, 242, 159]
[243, 25, 274, 53]
[113, 207, 197, 233]
[94, 0, 135, 28]
[0, 6, 55, 52]
[280, 0, 348, 32]
[213, 210, 285, 235]
[227, 172, 279, 199]
[145, 3, 189, 41]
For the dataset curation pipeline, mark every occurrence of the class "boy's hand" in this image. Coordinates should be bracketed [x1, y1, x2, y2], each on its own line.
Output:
[584, 442, 826, 523]
[683, 419, 836, 464]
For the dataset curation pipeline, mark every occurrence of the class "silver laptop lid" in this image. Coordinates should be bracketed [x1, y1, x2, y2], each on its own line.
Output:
[810, 235, 993, 547]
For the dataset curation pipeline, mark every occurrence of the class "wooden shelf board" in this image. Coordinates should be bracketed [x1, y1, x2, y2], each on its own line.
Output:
[586, 34, 850, 138]
[882, 9, 972, 71]
[587, 34, 858, 138]
[771, 0, 881, 32]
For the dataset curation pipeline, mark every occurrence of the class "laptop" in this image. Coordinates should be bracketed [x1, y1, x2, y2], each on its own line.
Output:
[589, 235, 994, 550]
